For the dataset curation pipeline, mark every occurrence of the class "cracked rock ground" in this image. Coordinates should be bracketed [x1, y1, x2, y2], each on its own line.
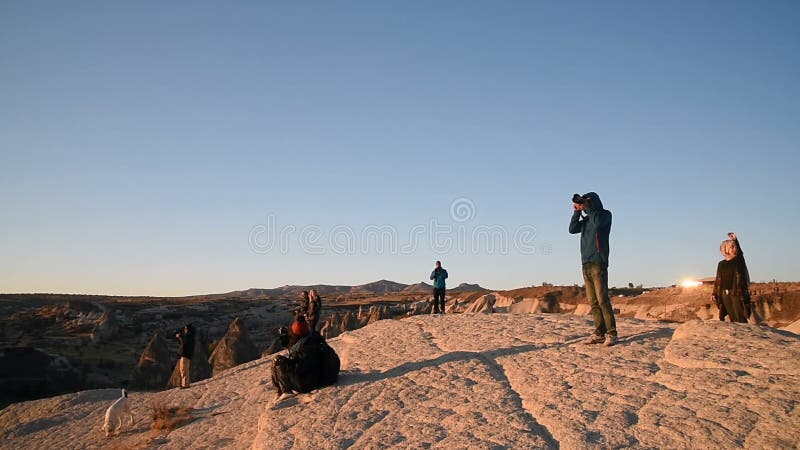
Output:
[2, 314, 799, 449]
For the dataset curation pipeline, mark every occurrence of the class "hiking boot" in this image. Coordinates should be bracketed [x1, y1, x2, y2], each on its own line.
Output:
[604, 335, 618, 347]
[583, 334, 605, 345]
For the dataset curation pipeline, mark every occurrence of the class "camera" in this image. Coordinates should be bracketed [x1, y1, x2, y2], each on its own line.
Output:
[572, 193, 585, 204]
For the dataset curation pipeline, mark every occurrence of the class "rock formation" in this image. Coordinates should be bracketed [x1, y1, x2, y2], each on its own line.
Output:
[406, 300, 433, 316]
[90, 310, 120, 344]
[319, 307, 393, 339]
[463, 294, 495, 313]
[320, 312, 341, 339]
[445, 299, 465, 313]
[0, 347, 80, 408]
[488, 291, 564, 314]
[365, 306, 387, 325]
[129, 332, 172, 390]
[340, 311, 360, 334]
[319, 311, 364, 339]
[208, 317, 259, 376]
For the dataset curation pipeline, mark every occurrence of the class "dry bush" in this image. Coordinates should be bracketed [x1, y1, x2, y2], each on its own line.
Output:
[150, 402, 193, 431]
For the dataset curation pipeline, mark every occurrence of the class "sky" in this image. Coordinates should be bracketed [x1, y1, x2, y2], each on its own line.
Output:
[1, 1, 798, 296]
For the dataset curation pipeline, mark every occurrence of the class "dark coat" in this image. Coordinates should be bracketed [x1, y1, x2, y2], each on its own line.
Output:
[271, 333, 340, 395]
[713, 239, 751, 302]
[177, 328, 196, 359]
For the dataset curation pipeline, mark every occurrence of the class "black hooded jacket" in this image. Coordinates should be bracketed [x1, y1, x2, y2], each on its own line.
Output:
[713, 239, 751, 301]
[178, 326, 196, 359]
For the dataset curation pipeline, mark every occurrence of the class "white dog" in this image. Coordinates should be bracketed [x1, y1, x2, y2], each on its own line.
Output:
[102, 389, 133, 436]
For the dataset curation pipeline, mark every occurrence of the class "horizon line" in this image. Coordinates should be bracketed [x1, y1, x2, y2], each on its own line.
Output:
[1, 278, 797, 299]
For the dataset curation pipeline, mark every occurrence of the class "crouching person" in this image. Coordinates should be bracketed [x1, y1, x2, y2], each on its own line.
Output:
[271, 327, 340, 403]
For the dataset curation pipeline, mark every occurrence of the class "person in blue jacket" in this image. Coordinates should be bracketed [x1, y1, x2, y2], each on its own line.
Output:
[569, 192, 617, 347]
[430, 261, 448, 314]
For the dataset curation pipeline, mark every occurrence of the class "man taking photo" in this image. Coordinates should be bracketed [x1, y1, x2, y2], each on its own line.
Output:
[569, 192, 617, 347]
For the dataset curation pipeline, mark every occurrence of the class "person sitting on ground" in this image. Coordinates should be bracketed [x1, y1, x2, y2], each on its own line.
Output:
[290, 313, 311, 346]
[712, 232, 751, 323]
[264, 303, 314, 356]
[271, 322, 340, 402]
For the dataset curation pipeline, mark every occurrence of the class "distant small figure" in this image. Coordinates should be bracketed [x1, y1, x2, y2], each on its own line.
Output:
[298, 290, 310, 316]
[712, 232, 751, 323]
[176, 323, 195, 389]
[308, 289, 322, 331]
[430, 261, 448, 314]
[101, 388, 133, 436]
[569, 192, 617, 347]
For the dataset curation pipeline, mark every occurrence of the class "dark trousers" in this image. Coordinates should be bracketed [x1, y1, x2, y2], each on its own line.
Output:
[582, 262, 617, 337]
[308, 314, 319, 332]
[433, 288, 446, 313]
[719, 292, 748, 323]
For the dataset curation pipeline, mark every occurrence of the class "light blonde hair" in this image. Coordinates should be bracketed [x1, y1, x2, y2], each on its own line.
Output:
[720, 240, 737, 261]
[309, 289, 319, 300]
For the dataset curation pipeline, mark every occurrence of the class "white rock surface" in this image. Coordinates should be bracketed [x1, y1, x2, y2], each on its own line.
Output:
[1, 314, 799, 449]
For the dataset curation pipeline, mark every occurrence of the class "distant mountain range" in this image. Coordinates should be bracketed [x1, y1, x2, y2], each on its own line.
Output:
[0, 280, 490, 301]
[221, 280, 489, 299]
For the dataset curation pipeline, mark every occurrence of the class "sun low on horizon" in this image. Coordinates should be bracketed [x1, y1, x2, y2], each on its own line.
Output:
[1, 1, 798, 295]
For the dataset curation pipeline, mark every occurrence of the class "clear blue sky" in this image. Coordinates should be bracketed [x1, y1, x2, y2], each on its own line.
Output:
[1, 1, 798, 295]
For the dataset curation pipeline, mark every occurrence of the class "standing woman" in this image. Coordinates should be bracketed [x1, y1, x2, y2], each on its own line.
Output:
[712, 232, 751, 323]
[308, 289, 322, 332]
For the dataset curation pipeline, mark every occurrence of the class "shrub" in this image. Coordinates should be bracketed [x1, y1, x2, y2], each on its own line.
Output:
[151, 402, 193, 431]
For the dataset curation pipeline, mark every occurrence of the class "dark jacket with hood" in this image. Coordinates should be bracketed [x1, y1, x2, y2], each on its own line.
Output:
[177, 325, 196, 359]
[713, 238, 751, 302]
[568, 192, 612, 266]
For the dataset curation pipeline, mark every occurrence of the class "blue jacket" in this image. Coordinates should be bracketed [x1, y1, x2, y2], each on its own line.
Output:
[430, 268, 448, 289]
[568, 192, 612, 265]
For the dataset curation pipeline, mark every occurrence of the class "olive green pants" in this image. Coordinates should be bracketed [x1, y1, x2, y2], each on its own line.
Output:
[582, 262, 617, 337]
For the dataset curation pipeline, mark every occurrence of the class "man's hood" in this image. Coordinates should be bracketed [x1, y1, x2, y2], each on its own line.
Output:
[582, 192, 604, 211]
